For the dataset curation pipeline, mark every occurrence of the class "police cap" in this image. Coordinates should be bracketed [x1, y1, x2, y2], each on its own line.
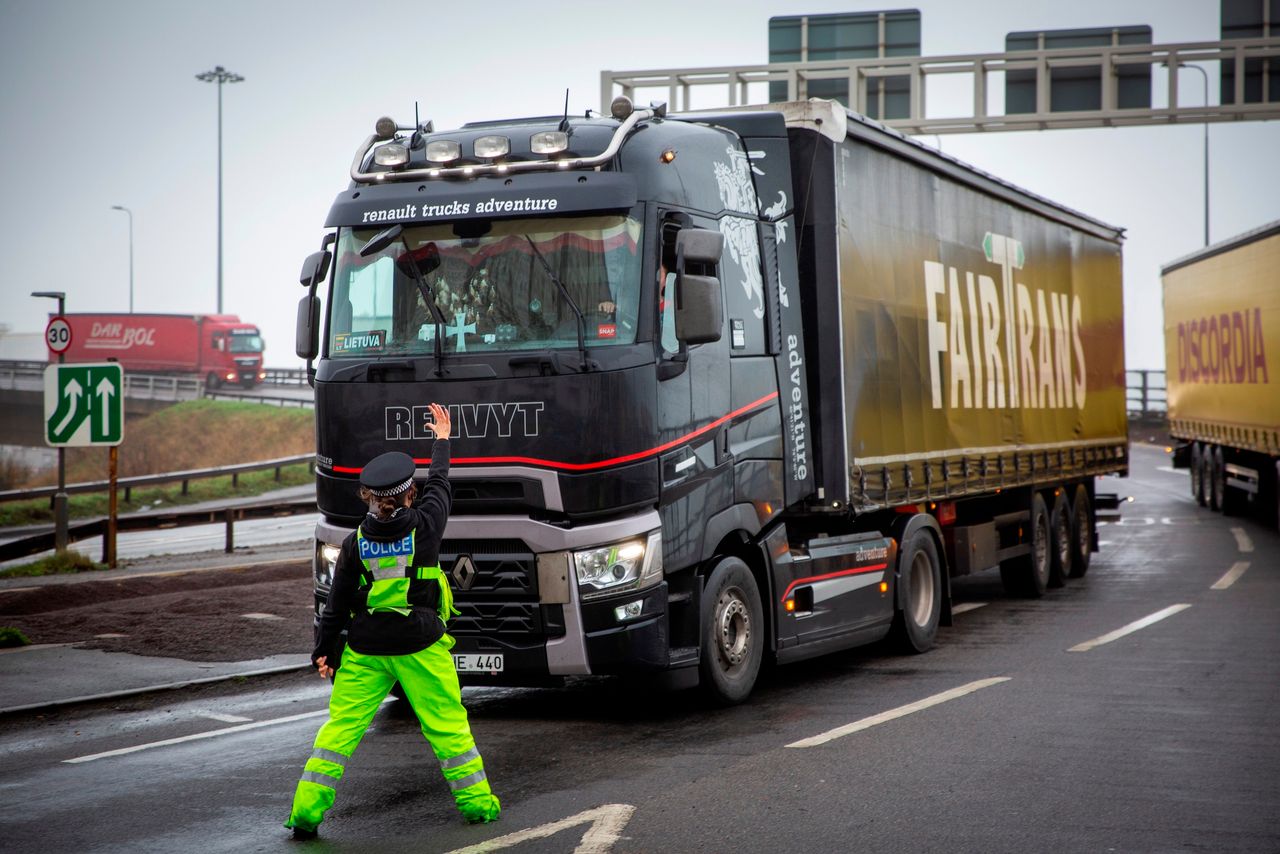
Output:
[360, 451, 416, 497]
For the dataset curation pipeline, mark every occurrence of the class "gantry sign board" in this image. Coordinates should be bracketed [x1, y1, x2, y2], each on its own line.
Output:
[44, 363, 124, 447]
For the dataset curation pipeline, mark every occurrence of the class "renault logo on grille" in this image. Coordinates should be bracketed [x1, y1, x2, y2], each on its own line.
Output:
[451, 555, 478, 591]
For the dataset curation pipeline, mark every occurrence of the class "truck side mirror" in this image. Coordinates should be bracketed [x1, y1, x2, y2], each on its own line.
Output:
[674, 228, 724, 345]
[299, 250, 332, 288]
[296, 295, 321, 360]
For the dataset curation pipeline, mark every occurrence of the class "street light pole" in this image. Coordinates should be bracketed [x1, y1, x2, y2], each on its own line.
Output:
[31, 291, 68, 552]
[195, 65, 244, 314]
[110, 205, 134, 312]
[1164, 60, 1210, 247]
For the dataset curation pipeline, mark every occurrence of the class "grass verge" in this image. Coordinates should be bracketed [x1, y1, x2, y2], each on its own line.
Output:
[1, 551, 108, 579]
[0, 627, 31, 648]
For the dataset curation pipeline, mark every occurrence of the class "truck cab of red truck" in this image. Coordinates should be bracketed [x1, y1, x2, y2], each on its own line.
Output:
[296, 99, 1126, 703]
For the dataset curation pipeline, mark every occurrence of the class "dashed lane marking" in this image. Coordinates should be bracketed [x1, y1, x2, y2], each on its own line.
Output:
[445, 803, 636, 854]
[1230, 527, 1254, 554]
[785, 677, 1011, 749]
[1068, 604, 1192, 653]
[63, 698, 393, 764]
[1211, 562, 1250, 591]
[196, 711, 253, 724]
[951, 602, 988, 615]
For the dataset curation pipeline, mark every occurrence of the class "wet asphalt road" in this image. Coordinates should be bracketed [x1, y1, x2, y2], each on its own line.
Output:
[0, 443, 1276, 854]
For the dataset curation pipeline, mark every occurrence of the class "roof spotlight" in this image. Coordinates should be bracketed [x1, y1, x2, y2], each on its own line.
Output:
[374, 116, 398, 140]
[610, 95, 634, 120]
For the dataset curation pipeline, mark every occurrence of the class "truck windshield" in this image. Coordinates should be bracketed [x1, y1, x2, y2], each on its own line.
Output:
[328, 214, 643, 357]
[228, 334, 263, 353]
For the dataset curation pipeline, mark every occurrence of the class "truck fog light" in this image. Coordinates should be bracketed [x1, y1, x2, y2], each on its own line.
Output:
[426, 140, 461, 162]
[614, 600, 643, 622]
[530, 131, 569, 154]
[473, 135, 510, 159]
[225, 372, 236, 381]
[372, 143, 410, 168]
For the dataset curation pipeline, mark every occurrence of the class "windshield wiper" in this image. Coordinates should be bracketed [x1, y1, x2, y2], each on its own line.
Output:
[359, 225, 448, 376]
[524, 236, 591, 371]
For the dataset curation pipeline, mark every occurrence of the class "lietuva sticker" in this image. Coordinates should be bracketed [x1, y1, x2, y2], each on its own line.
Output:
[334, 330, 386, 352]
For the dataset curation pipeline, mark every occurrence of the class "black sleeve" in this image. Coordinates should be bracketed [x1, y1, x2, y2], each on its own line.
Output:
[412, 438, 452, 533]
[312, 538, 359, 666]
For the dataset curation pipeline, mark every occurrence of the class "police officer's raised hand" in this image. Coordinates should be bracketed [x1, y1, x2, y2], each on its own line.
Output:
[316, 656, 335, 679]
[429, 402, 451, 439]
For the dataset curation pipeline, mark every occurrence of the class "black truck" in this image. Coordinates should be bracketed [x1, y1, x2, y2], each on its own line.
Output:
[297, 98, 1127, 703]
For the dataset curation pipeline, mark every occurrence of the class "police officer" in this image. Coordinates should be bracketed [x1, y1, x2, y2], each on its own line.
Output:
[285, 402, 501, 839]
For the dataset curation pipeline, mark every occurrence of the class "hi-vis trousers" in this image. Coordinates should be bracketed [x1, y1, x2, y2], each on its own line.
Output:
[285, 637, 500, 831]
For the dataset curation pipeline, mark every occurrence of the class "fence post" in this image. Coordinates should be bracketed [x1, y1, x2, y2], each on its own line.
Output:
[182, 479, 189, 496]
[224, 507, 234, 553]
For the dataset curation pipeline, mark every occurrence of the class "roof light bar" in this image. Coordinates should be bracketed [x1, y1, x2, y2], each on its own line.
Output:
[530, 131, 569, 154]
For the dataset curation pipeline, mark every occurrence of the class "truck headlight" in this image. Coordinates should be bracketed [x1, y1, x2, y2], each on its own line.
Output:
[315, 542, 341, 587]
[573, 530, 662, 601]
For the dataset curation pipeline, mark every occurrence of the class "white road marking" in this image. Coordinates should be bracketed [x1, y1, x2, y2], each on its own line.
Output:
[63, 698, 390, 764]
[785, 677, 1011, 749]
[1156, 466, 1186, 475]
[1068, 604, 1192, 653]
[951, 602, 988, 615]
[445, 803, 636, 854]
[1211, 562, 1250, 591]
[1230, 527, 1254, 554]
[241, 612, 284, 621]
[196, 711, 253, 724]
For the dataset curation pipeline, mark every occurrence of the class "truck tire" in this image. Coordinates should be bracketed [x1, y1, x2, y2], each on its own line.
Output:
[1048, 490, 1072, 588]
[1000, 493, 1050, 598]
[1068, 484, 1092, 578]
[889, 529, 941, 653]
[1209, 446, 1225, 512]
[1189, 443, 1203, 505]
[206, 372, 221, 391]
[698, 557, 763, 705]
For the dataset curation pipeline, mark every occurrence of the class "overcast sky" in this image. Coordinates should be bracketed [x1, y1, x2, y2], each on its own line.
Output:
[0, 0, 1275, 370]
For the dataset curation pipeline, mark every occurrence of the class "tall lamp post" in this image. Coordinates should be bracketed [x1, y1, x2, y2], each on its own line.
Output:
[1165, 60, 1210, 247]
[110, 205, 134, 312]
[194, 65, 244, 314]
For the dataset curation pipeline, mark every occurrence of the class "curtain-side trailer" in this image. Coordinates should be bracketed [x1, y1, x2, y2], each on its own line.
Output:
[1163, 220, 1280, 527]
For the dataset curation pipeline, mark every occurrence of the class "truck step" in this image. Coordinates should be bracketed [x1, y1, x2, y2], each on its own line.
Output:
[668, 646, 699, 666]
[667, 591, 693, 605]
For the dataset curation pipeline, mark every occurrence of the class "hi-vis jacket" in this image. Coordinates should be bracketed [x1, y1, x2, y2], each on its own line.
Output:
[313, 439, 457, 662]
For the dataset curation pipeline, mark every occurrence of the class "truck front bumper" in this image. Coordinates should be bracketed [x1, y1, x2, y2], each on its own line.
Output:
[314, 510, 674, 684]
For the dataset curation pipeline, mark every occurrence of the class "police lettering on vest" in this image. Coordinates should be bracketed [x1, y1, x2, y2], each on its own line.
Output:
[358, 533, 415, 561]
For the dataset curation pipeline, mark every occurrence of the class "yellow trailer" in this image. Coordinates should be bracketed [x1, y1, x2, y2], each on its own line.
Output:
[1162, 220, 1280, 525]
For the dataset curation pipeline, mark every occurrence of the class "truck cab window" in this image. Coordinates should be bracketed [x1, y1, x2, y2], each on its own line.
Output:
[328, 214, 644, 358]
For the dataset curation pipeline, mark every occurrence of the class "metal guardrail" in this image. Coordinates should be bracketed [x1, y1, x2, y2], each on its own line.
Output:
[0, 454, 315, 505]
[1126, 369, 1168, 418]
[260, 367, 308, 386]
[0, 498, 318, 564]
[204, 388, 313, 408]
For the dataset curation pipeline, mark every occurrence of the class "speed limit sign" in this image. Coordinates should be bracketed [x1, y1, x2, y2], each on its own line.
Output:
[45, 316, 72, 354]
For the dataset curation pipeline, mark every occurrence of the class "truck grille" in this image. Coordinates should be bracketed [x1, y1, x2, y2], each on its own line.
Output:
[439, 539, 554, 638]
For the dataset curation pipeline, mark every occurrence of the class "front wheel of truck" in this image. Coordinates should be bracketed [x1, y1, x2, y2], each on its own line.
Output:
[889, 529, 941, 654]
[698, 557, 763, 705]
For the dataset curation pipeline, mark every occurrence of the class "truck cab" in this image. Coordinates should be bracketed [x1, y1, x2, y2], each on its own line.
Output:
[300, 101, 825, 701]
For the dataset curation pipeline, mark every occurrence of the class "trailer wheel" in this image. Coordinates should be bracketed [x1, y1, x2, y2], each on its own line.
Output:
[889, 529, 941, 653]
[698, 557, 763, 705]
[1000, 493, 1050, 598]
[206, 371, 220, 391]
[1209, 446, 1225, 512]
[1190, 443, 1204, 505]
[1068, 484, 1092, 578]
[1048, 490, 1072, 588]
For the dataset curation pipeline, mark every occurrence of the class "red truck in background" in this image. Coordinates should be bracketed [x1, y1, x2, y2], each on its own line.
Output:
[54, 313, 266, 388]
